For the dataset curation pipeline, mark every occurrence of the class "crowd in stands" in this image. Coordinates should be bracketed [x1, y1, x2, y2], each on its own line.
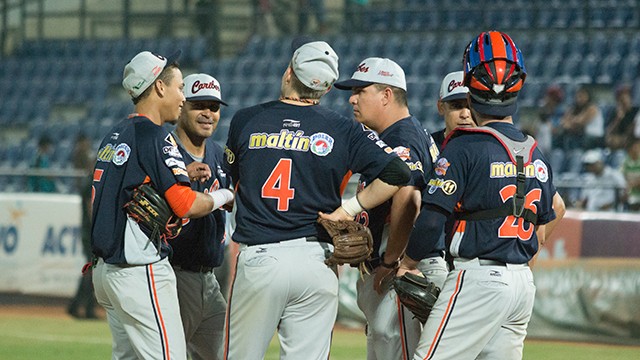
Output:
[0, 2, 639, 213]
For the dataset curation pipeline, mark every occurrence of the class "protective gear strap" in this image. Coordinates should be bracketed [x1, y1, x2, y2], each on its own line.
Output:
[450, 126, 538, 225]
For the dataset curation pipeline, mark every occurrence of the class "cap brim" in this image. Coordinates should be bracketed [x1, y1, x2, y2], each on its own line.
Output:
[441, 92, 468, 102]
[334, 79, 375, 90]
[165, 50, 182, 65]
[469, 97, 518, 117]
[186, 95, 228, 106]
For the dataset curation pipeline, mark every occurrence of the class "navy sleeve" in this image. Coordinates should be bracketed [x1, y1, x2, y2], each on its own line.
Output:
[406, 204, 449, 261]
[137, 124, 190, 192]
[347, 122, 396, 180]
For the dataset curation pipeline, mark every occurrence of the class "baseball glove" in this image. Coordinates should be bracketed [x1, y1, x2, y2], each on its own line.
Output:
[318, 219, 373, 267]
[123, 184, 182, 249]
[392, 272, 441, 323]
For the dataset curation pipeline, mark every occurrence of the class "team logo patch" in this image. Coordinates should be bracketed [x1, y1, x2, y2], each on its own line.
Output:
[435, 158, 450, 176]
[427, 178, 445, 194]
[534, 159, 549, 183]
[393, 146, 411, 161]
[112, 143, 131, 166]
[165, 158, 186, 169]
[97, 144, 116, 162]
[310, 132, 334, 156]
[225, 147, 235, 164]
[162, 145, 182, 158]
[164, 133, 178, 146]
[441, 180, 457, 195]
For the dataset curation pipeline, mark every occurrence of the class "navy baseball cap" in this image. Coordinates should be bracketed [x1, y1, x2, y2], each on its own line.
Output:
[122, 50, 182, 98]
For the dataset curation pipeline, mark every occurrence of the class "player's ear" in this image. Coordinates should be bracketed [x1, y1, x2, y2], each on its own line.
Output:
[153, 79, 165, 96]
[436, 99, 445, 115]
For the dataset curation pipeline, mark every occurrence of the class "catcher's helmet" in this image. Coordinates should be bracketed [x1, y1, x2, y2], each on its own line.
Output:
[463, 31, 526, 116]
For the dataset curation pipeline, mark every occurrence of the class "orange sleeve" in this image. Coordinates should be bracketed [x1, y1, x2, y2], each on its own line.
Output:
[165, 183, 197, 218]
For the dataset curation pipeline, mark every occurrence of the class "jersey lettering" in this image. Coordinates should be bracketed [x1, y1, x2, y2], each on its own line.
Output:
[497, 185, 541, 241]
[261, 159, 295, 211]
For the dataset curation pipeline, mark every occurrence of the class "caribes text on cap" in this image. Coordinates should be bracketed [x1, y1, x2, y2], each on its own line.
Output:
[334, 57, 406, 91]
[183, 73, 227, 105]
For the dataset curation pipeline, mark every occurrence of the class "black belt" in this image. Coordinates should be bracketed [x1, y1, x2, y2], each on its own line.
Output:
[478, 259, 507, 266]
[173, 264, 214, 273]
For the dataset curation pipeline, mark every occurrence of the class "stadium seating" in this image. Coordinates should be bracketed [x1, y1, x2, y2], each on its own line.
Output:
[0, 1, 638, 193]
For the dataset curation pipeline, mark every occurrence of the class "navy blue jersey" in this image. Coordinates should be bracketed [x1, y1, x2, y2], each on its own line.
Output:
[91, 115, 191, 265]
[431, 128, 446, 151]
[168, 138, 230, 268]
[225, 101, 397, 245]
[425, 122, 556, 264]
[357, 116, 441, 257]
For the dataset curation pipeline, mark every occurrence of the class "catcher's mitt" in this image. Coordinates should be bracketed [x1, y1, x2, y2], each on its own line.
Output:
[124, 184, 182, 250]
[392, 272, 441, 323]
[318, 219, 373, 267]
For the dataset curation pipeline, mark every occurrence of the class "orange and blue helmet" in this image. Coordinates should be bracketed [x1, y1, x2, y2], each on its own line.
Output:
[463, 31, 526, 116]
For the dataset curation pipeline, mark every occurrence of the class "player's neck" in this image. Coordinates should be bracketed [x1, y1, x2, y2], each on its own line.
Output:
[133, 104, 162, 126]
[174, 128, 206, 158]
[279, 96, 319, 106]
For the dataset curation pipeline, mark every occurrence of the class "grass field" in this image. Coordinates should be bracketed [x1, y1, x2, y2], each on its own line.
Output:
[1, 308, 638, 360]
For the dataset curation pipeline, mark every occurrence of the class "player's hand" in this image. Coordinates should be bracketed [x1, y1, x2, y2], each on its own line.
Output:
[187, 162, 211, 183]
[373, 265, 395, 294]
[317, 206, 354, 222]
[396, 256, 420, 277]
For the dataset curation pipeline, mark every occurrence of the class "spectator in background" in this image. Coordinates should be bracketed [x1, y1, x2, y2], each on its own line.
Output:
[298, 0, 327, 34]
[537, 85, 565, 155]
[576, 149, 627, 212]
[68, 133, 97, 319]
[622, 138, 640, 212]
[558, 86, 604, 151]
[27, 136, 57, 192]
[605, 85, 639, 152]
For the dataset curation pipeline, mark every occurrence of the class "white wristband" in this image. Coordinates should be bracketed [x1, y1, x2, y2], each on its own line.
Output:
[341, 194, 364, 217]
[208, 188, 234, 211]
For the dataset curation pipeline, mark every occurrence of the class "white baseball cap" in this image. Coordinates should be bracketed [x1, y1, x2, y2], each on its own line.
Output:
[122, 50, 181, 98]
[439, 71, 469, 102]
[291, 41, 339, 91]
[582, 149, 603, 164]
[334, 57, 406, 91]
[183, 73, 227, 105]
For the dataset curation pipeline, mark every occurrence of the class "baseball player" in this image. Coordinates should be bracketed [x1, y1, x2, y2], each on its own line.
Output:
[168, 73, 232, 360]
[91, 51, 234, 360]
[431, 71, 473, 150]
[333, 57, 446, 360]
[223, 41, 410, 359]
[400, 31, 565, 359]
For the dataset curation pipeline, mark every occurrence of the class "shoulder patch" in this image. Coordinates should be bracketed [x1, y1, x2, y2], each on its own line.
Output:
[112, 143, 131, 166]
[310, 132, 334, 156]
[393, 146, 411, 161]
[534, 159, 549, 183]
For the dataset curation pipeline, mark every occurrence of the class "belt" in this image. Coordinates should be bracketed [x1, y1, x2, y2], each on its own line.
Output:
[478, 259, 507, 266]
[242, 236, 323, 247]
[173, 264, 214, 273]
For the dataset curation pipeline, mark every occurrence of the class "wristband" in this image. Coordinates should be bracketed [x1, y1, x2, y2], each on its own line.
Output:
[341, 194, 364, 217]
[208, 188, 234, 211]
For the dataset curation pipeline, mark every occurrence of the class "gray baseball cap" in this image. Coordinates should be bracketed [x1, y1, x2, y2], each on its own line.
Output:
[291, 41, 339, 91]
[122, 50, 181, 98]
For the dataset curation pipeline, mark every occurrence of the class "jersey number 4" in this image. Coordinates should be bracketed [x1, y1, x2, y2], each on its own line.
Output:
[262, 159, 295, 211]
[498, 185, 541, 241]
